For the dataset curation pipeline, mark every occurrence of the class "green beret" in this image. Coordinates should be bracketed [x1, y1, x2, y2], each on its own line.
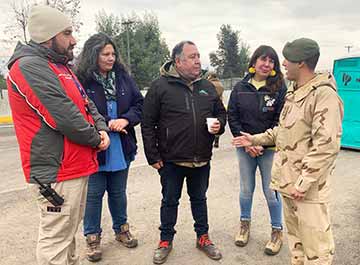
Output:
[282, 38, 320, 62]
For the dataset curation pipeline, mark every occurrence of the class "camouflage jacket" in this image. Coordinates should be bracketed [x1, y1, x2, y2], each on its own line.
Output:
[201, 70, 224, 101]
[251, 73, 344, 202]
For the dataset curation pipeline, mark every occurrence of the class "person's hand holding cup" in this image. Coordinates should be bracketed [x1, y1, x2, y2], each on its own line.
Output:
[206, 117, 220, 134]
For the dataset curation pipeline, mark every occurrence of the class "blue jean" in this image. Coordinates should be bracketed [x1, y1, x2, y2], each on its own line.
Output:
[158, 162, 210, 241]
[236, 147, 282, 229]
[83, 168, 129, 236]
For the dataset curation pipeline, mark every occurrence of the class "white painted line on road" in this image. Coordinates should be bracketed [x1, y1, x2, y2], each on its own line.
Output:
[0, 124, 14, 128]
[0, 162, 150, 195]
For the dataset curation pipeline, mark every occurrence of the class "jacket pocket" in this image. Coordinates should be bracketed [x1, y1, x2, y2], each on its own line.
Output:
[38, 196, 71, 236]
[293, 160, 319, 201]
[158, 127, 169, 153]
[270, 152, 281, 188]
[273, 152, 293, 189]
[120, 132, 137, 155]
[197, 93, 216, 117]
[281, 103, 298, 129]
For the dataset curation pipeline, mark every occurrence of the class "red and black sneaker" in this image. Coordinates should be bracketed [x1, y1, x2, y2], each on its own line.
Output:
[153, 240, 173, 264]
[196, 234, 222, 260]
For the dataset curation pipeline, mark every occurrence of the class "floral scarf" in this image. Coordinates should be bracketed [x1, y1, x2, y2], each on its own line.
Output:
[93, 71, 117, 101]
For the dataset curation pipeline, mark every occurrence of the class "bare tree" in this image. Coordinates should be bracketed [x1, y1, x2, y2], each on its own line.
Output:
[4, 0, 82, 44]
[46, 0, 83, 33]
[4, 0, 35, 43]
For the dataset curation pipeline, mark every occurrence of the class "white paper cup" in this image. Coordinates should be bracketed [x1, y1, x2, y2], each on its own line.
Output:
[206, 117, 218, 132]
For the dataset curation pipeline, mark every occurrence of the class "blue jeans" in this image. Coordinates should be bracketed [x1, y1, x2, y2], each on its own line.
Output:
[158, 162, 210, 241]
[83, 168, 129, 236]
[236, 147, 282, 229]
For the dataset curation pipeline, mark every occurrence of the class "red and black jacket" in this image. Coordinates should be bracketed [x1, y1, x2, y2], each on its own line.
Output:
[7, 41, 107, 184]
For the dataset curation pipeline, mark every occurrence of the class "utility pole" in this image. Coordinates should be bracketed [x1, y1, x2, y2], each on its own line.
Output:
[122, 20, 135, 74]
[345, 45, 353, 53]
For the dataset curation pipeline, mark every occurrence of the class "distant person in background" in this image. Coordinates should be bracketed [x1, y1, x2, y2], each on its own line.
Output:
[76, 33, 143, 262]
[228, 45, 287, 255]
[233, 38, 343, 265]
[202, 70, 225, 148]
[6, 6, 109, 265]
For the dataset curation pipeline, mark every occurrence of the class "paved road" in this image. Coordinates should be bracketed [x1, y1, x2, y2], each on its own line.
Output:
[0, 126, 359, 264]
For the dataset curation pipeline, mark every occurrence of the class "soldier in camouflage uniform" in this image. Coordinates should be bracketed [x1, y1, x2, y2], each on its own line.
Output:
[232, 38, 344, 265]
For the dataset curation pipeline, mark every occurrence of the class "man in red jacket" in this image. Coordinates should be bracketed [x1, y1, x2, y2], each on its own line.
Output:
[7, 5, 110, 265]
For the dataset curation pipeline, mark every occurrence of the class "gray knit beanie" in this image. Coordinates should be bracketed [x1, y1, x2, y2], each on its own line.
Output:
[28, 5, 72, 43]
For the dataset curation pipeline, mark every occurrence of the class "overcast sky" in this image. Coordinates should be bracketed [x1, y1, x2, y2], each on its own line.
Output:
[1, 0, 360, 71]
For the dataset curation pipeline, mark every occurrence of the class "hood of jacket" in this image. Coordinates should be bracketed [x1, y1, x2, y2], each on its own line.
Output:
[7, 41, 69, 69]
[288, 73, 337, 102]
[159, 60, 202, 85]
[311, 73, 337, 91]
[289, 73, 337, 93]
[159, 60, 180, 78]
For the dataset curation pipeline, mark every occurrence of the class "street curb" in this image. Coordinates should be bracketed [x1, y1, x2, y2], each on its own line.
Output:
[0, 116, 12, 124]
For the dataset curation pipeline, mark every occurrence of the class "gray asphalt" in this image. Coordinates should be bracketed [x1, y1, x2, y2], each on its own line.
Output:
[0, 126, 359, 265]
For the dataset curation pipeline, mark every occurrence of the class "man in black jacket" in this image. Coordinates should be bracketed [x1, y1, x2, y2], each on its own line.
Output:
[141, 41, 226, 264]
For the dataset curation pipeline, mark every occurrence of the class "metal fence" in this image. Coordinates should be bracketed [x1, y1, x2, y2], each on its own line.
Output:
[219, 77, 242, 90]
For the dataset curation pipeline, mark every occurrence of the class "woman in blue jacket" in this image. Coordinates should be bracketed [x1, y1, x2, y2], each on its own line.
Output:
[76, 33, 143, 262]
[228, 45, 286, 255]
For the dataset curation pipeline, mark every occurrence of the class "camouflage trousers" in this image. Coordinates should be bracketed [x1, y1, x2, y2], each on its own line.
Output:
[283, 197, 335, 265]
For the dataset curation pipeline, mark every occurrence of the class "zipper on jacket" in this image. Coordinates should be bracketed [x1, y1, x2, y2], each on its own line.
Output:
[166, 127, 169, 152]
[189, 91, 198, 162]
[185, 94, 191, 110]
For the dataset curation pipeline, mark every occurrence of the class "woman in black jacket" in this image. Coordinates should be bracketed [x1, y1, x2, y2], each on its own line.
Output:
[228, 45, 286, 255]
[76, 33, 143, 262]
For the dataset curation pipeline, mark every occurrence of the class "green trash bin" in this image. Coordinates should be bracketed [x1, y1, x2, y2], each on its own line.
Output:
[333, 56, 360, 149]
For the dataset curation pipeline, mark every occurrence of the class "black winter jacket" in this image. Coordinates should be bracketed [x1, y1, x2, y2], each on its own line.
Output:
[228, 75, 287, 137]
[141, 62, 227, 165]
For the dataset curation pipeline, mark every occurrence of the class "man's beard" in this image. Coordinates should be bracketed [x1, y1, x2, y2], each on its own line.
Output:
[51, 39, 74, 61]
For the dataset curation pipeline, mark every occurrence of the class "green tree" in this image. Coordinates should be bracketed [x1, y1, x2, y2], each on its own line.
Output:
[95, 10, 121, 38]
[95, 11, 170, 89]
[210, 24, 250, 78]
[238, 42, 251, 77]
[127, 13, 169, 89]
